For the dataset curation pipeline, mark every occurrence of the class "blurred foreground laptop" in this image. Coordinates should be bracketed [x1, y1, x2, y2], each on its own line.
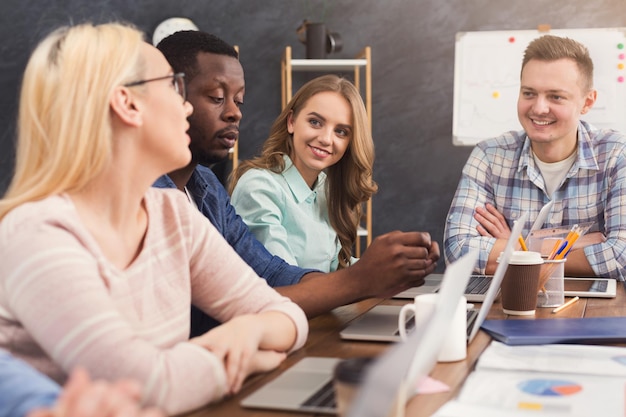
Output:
[339, 212, 528, 344]
[240, 249, 479, 415]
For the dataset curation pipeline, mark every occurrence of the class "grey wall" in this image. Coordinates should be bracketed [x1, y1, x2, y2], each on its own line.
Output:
[1, 0, 625, 270]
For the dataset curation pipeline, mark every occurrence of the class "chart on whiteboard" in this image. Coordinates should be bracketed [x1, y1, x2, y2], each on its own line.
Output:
[453, 28, 626, 146]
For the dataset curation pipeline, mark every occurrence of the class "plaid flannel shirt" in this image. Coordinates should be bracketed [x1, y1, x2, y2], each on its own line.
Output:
[444, 121, 626, 279]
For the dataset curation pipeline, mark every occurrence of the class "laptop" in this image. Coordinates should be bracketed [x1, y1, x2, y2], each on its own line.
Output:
[393, 273, 493, 302]
[240, 250, 479, 415]
[340, 212, 529, 344]
[395, 204, 551, 303]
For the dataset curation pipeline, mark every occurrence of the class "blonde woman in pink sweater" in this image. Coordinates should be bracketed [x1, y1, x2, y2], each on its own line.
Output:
[0, 22, 307, 415]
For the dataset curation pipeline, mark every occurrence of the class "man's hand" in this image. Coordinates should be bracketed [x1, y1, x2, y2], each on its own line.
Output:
[353, 230, 440, 298]
[475, 204, 511, 239]
[277, 231, 440, 317]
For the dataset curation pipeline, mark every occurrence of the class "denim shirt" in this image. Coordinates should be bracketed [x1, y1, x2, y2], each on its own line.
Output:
[0, 350, 60, 417]
[153, 166, 315, 335]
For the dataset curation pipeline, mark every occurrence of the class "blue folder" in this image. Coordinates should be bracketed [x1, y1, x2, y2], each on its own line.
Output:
[480, 317, 626, 345]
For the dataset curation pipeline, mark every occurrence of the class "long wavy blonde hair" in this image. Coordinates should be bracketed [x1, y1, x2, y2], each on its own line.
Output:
[230, 74, 377, 268]
[0, 22, 144, 220]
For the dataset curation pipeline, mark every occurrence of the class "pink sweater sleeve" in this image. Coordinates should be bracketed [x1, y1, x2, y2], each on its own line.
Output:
[184, 200, 308, 352]
[0, 191, 308, 415]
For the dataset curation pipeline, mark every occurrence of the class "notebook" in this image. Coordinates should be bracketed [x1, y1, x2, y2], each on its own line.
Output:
[240, 250, 479, 415]
[480, 316, 626, 346]
[340, 212, 529, 345]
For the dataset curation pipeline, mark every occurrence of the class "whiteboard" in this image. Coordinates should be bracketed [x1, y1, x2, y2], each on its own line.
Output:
[453, 28, 626, 146]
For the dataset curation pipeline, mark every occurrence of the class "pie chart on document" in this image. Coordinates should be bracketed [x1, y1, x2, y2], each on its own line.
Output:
[517, 379, 583, 396]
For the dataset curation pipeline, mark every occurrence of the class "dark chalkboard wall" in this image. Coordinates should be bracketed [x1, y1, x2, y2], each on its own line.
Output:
[1, 0, 625, 270]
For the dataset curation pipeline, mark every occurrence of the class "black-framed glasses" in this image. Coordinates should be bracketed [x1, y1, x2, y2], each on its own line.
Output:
[124, 72, 186, 102]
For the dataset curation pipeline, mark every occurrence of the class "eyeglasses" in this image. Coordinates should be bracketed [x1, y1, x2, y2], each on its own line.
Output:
[124, 72, 186, 102]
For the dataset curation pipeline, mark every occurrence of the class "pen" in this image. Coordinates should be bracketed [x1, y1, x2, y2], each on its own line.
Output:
[555, 231, 581, 260]
[518, 236, 528, 251]
[554, 240, 569, 257]
[547, 239, 563, 260]
[552, 296, 580, 314]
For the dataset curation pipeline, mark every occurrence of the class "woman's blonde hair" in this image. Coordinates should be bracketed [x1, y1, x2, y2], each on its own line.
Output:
[230, 74, 377, 268]
[0, 22, 145, 219]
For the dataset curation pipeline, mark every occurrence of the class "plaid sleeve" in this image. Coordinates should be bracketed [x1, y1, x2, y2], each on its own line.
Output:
[444, 145, 497, 273]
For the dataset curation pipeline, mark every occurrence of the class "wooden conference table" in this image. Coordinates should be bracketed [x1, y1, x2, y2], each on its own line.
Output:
[185, 283, 626, 417]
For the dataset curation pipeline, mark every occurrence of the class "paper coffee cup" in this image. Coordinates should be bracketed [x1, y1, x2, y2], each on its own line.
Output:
[501, 251, 543, 315]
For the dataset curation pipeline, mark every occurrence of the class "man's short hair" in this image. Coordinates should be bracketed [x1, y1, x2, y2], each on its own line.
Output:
[522, 35, 594, 92]
[156, 30, 238, 82]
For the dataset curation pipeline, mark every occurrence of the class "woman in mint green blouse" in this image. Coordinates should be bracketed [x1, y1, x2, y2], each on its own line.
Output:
[230, 75, 376, 272]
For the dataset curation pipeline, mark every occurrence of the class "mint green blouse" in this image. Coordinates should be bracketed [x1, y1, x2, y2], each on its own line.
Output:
[231, 155, 343, 272]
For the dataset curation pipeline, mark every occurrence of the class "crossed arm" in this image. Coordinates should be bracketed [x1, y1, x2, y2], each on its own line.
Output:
[475, 203, 601, 276]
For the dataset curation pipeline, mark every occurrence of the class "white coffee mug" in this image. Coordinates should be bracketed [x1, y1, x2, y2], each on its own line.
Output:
[398, 293, 467, 362]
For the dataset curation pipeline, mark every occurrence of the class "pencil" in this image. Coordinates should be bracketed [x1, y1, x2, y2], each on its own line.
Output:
[552, 296, 580, 314]
[518, 236, 528, 251]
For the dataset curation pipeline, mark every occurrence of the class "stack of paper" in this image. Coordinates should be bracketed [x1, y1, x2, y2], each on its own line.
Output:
[433, 342, 626, 416]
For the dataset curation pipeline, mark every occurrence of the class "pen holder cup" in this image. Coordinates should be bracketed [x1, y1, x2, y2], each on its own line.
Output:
[527, 236, 566, 257]
[537, 258, 566, 308]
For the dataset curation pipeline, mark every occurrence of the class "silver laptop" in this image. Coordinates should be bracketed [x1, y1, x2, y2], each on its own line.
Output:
[393, 273, 493, 302]
[340, 212, 529, 344]
[240, 250, 480, 415]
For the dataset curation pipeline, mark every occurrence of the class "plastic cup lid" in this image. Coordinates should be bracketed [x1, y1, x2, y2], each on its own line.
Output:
[508, 250, 543, 265]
